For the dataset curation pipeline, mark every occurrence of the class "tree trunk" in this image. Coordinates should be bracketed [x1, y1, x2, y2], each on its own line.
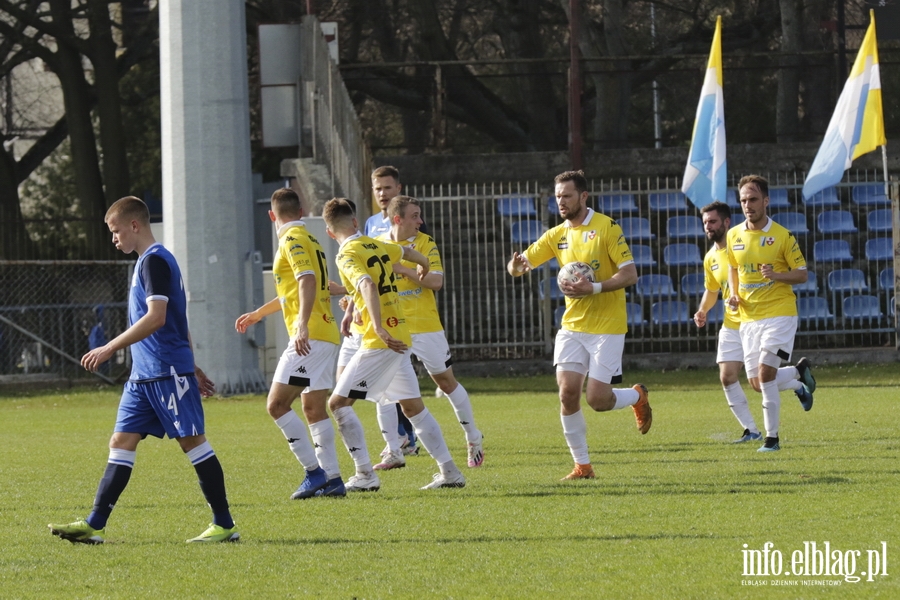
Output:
[0, 147, 35, 259]
[777, 0, 801, 143]
[87, 0, 130, 204]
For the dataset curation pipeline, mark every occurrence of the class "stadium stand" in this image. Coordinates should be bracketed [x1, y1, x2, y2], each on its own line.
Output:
[792, 270, 818, 295]
[539, 277, 564, 301]
[636, 274, 677, 300]
[814, 239, 853, 264]
[802, 186, 840, 208]
[816, 210, 857, 235]
[827, 268, 868, 294]
[865, 237, 893, 262]
[867, 209, 892, 233]
[771, 211, 809, 234]
[651, 300, 691, 326]
[618, 217, 655, 241]
[630, 244, 657, 268]
[546, 196, 559, 215]
[842, 294, 882, 323]
[626, 302, 646, 328]
[878, 268, 894, 294]
[851, 183, 889, 207]
[497, 195, 537, 217]
[553, 305, 565, 329]
[666, 215, 705, 239]
[510, 219, 545, 244]
[797, 296, 835, 325]
[595, 193, 638, 215]
[648, 192, 689, 213]
[705, 301, 725, 325]
[663, 243, 703, 267]
[767, 187, 792, 209]
[680, 272, 706, 298]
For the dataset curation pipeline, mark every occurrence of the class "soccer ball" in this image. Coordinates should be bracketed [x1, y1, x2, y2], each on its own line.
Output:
[557, 261, 594, 286]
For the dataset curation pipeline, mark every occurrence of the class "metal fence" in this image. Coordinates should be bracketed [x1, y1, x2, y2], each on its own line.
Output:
[408, 171, 898, 360]
[0, 261, 133, 381]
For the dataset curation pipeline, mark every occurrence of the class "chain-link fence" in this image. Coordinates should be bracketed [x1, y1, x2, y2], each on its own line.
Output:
[0, 260, 134, 383]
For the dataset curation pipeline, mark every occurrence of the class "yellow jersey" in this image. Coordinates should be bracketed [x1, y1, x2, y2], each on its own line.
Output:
[377, 230, 444, 334]
[703, 244, 740, 330]
[272, 220, 339, 344]
[726, 217, 806, 322]
[336, 233, 412, 349]
[524, 209, 632, 335]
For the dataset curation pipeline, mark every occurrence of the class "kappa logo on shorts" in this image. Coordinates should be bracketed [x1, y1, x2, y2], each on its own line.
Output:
[296, 366, 308, 374]
[357, 380, 368, 388]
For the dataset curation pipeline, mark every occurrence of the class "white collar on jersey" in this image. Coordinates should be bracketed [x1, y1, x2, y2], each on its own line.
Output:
[277, 219, 305, 238]
[564, 207, 595, 228]
[741, 215, 773, 232]
[339, 231, 362, 249]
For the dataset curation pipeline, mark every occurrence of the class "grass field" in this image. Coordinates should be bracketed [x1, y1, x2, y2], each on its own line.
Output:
[1, 363, 898, 599]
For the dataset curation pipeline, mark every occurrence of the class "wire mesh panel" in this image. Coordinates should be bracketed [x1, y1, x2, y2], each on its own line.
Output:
[0, 261, 134, 382]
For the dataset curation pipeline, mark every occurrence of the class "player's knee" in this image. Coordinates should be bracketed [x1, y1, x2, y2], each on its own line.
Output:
[585, 392, 614, 412]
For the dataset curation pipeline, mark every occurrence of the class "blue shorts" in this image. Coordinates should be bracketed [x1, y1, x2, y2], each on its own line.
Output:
[115, 373, 206, 439]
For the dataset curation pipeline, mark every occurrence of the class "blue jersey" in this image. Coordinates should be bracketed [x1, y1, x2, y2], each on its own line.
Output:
[364, 213, 391, 238]
[128, 244, 195, 381]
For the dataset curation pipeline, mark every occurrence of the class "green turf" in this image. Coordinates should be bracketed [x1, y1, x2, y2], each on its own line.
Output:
[1, 364, 898, 598]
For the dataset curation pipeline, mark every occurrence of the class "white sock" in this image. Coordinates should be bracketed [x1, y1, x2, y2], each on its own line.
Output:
[560, 410, 589, 465]
[332, 406, 371, 471]
[723, 382, 759, 433]
[408, 408, 452, 465]
[274, 410, 319, 471]
[760, 380, 781, 438]
[776, 366, 801, 391]
[308, 419, 340, 480]
[376, 401, 402, 451]
[185, 441, 215, 465]
[611, 388, 639, 410]
[445, 383, 481, 443]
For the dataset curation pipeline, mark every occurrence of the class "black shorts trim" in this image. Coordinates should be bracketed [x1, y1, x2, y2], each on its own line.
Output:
[776, 349, 790, 361]
[610, 374, 623, 385]
[348, 389, 368, 400]
[288, 376, 310, 388]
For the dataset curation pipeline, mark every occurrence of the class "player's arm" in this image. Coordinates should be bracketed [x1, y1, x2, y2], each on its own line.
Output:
[394, 263, 443, 290]
[399, 246, 430, 280]
[358, 277, 407, 353]
[329, 280, 347, 296]
[562, 262, 638, 298]
[726, 265, 741, 310]
[235, 297, 282, 333]
[693, 289, 718, 328]
[292, 273, 317, 356]
[759, 265, 808, 284]
[81, 299, 167, 372]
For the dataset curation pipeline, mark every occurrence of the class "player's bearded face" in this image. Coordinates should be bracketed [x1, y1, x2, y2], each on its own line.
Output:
[555, 182, 586, 221]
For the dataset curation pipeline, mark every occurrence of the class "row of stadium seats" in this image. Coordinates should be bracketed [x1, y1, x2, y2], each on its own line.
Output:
[497, 182, 889, 219]
[510, 209, 893, 246]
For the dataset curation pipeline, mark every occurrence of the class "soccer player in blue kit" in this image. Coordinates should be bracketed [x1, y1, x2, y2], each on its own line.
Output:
[48, 196, 238, 544]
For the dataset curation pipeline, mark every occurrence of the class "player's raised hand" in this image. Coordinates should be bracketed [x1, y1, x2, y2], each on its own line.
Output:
[693, 310, 707, 328]
[507, 251, 531, 276]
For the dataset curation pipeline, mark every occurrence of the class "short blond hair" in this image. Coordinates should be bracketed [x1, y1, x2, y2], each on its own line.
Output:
[387, 195, 420, 221]
[105, 196, 149, 225]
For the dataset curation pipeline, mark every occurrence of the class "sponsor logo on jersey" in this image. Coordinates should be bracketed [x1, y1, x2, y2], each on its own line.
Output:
[733, 244, 745, 250]
[386, 316, 399, 327]
[711, 263, 719, 271]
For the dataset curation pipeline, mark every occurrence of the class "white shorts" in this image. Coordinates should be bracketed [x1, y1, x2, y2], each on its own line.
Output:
[716, 326, 744, 364]
[411, 331, 453, 375]
[553, 329, 624, 384]
[273, 340, 339, 392]
[337, 332, 362, 368]
[333, 347, 420, 403]
[740, 316, 798, 378]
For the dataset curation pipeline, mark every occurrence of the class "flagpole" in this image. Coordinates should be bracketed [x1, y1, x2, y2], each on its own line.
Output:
[882, 144, 889, 198]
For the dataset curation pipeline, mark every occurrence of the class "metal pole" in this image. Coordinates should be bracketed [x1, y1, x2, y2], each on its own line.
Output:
[651, 3, 662, 149]
[837, 0, 847, 82]
[569, 0, 583, 169]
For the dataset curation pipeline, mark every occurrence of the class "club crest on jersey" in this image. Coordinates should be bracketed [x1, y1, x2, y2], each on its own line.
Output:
[582, 230, 597, 242]
[762, 237, 775, 246]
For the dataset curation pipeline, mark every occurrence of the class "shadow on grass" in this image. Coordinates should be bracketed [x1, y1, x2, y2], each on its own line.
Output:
[254, 531, 724, 546]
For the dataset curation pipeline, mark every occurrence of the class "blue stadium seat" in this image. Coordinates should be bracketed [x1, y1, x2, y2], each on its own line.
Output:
[851, 183, 889, 207]
[553, 305, 565, 328]
[726, 189, 740, 209]
[878, 268, 894, 293]
[663, 243, 703, 267]
[539, 277, 564, 301]
[543, 257, 560, 272]
[867, 209, 892, 233]
[510, 219, 545, 244]
[636, 274, 677, 299]
[651, 300, 691, 326]
[705, 301, 725, 325]
[595, 193, 638, 215]
[618, 217, 655, 241]
[680, 272, 707, 297]
[547, 196, 559, 215]
[497, 195, 537, 217]
[842, 294, 882, 322]
[630, 244, 657, 268]
[666, 215, 705, 240]
[827, 268, 868, 294]
[816, 210, 857, 235]
[792, 270, 818, 296]
[767, 187, 791, 209]
[729, 211, 745, 226]
[814, 240, 853, 264]
[648, 192, 689, 213]
[626, 302, 646, 328]
[771, 211, 808, 234]
[797, 296, 834, 325]
[865, 237, 893, 262]
[803, 186, 840, 207]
